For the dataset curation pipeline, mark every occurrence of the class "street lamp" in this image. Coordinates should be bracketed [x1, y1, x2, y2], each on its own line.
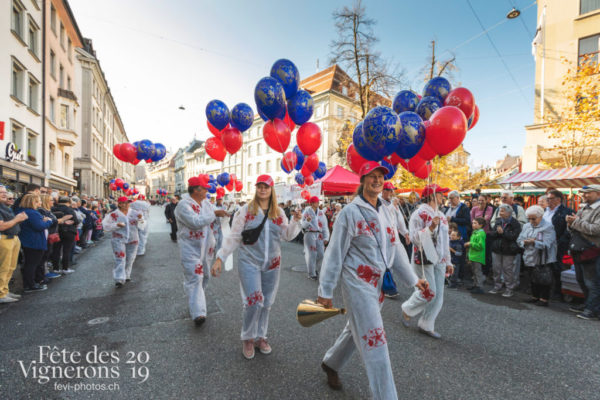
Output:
[506, 7, 520, 19]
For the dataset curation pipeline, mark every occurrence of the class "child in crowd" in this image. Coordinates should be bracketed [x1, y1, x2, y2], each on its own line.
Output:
[448, 228, 465, 288]
[465, 217, 487, 294]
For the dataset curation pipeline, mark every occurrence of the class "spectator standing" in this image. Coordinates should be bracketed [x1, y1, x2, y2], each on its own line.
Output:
[444, 191, 471, 242]
[165, 196, 180, 242]
[465, 217, 487, 294]
[50, 197, 79, 274]
[471, 195, 495, 276]
[448, 229, 465, 289]
[488, 204, 522, 297]
[518, 205, 557, 306]
[0, 186, 28, 303]
[12, 183, 40, 211]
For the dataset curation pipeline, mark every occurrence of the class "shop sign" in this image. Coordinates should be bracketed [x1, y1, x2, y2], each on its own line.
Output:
[5, 142, 24, 162]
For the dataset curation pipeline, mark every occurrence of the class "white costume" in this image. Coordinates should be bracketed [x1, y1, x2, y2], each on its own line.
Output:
[130, 199, 150, 255]
[301, 207, 330, 278]
[319, 196, 418, 400]
[214, 202, 226, 252]
[174, 195, 217, 319]
[381, 197, 408, 237]
[401, 203, 451, 332]
[217, 204, 301, 340]
[102, 208, 141, 283]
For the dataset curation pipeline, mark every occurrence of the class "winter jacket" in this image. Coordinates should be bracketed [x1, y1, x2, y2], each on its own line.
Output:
[51, 204, 79, 234]
[517, 219, 557, 267]
[489, 217, 522, 255]
[38, 208, 58, 234]
[449, 238, 465, 267]
[17, 208, 53, 250]
[444, 202, 471, 241]
[468, 229, 486, 264]
[549, 204, 575, 260]
[569, 200, 600, 247]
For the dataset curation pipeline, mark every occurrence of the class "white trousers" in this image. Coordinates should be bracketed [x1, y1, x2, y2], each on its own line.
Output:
[304, 232, 324, 277]
[238, 261, 280, 340]
[137, 227, 148, 255]
[401, 262, 446, 332]
[112, 240, 138, 282]
[182, 257, 210, 319]
[323, 283, 397, 400]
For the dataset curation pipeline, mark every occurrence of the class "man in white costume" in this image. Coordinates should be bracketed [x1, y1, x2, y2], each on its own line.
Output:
[302, 196, 329, 280]
[130, 194, 150, 256]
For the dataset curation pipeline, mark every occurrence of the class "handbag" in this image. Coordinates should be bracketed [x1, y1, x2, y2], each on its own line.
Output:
[531, 247, 552, 286]
[356, 206, 397, 294]
[48, 233, 61, 244]
[241, 200, 271, 245]
[569, 231, 600, 263]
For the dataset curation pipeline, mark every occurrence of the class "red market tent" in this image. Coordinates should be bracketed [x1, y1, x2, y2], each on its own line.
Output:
[317, 165, 360, 195]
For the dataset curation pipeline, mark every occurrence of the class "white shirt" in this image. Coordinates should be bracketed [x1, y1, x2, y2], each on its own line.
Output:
[543, 205, 558, 225]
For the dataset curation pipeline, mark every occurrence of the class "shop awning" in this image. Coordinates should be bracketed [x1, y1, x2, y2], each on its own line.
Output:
[500, 164, 600, 188]
[317, 165, 360, 195]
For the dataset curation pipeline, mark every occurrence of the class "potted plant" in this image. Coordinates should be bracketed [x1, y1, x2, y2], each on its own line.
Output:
[27, 151, 36, 162]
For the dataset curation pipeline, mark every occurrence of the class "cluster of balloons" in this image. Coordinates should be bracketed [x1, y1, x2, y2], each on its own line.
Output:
[208, 172, 243, 199]
[253, 59, 328, 186]
[347, 76, 479, 180]
[113, 140, 167, 165]
[205, 100, 254, 162]
[156, 188, 168, 196]
[109, 178, 139, 196]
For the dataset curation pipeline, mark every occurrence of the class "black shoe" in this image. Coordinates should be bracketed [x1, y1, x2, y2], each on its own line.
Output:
[470, 287, 484, 294]
[569, 304, 585, 313]
[126, 279, 131, 283]
[24, 284, 47, 293]
[525, 298, 539, 304]
[535, 300, 549, 307]
[576, 310, 598, 320]
[321, 362, 342, 390]
[194, 316, 206, 326]
[115, 282, 124, 288]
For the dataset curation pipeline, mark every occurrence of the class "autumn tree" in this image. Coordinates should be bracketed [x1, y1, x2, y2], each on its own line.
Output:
[540, 55, 600, 169]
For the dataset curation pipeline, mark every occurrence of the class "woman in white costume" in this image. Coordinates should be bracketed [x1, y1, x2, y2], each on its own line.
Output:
[302, 196, 329, 280]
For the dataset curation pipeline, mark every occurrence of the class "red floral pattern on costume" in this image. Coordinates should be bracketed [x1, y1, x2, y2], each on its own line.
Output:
[129, 219, 137, 225]
[208, 247, 214, 256]
[194, 264, 203, 275]
[318, 221, 323, 228]
[112, 233, 123, 239]
[128, 240, 138, 245]
[191, 204, 200, 214]
[318, 234, 323, 240]
[356, 264, 381, 288]
[268, 256, 281, 270]
[309, 245, 317, 252]
[114, 251, 125, 259]
[419, 211, 432, 224]
[379, 291, 385, 304]
[272, 216, 283, 226]
[361, 327, 387, 350]
[386, 227, 396, 243]
[111, 213, 118, 221]
[188, 230, 204, 240]
[356, 220, 373, 236]
[245, 213, 255, 223]
[368, 220, 380, 234]
[246, 291, 263, 306]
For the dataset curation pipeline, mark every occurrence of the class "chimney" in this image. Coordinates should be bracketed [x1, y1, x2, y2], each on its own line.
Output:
[316, 58, 320, 72]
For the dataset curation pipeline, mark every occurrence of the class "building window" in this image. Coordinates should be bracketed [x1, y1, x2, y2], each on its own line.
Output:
[337, 105, 344, 118]
[49, 97, 55, 122]
[314, 105, 321, 118]
[49, 144, 56, 170]
[59, 64, 64, 88]
[12, 0, 24, 38]
[248, 145, 252, 158]
[11, 121, 25, 151]
[27, 131, 38, 162]
[68, 38, 72, 61]
[248, 163, 253, 176]
[60, 105, 69, 129]
[256, 162, 262, 174]
[257, 143, 262, 156]
[50, 50, 56, 78]
[64, 153, 69, 175]
[266, 160, 271, 172]
[67, 76, 71, 91]
[342, 86, 348, 96]
[50, 3, 56, 34]
[60, 22, 65, 48]
[11, 60, 25, 100]
[28, 75, 40, 112]
[579, 34, 600, 65]
[28, 17, 39, 56]
[581, 0, 600, 14]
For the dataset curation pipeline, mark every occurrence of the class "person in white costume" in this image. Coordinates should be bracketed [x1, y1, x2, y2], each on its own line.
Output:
[174, 176, 228, 326]
[130, 194, 150, 256]
[102, 196, 143, 288]
[211, 175, 302, 360]
[302, 196, 330, 280]
[401, 184, 454, 339]
[316, 162, 428, 400]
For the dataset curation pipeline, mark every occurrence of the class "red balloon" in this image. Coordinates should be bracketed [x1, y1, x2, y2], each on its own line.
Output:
[444, 87, 475, 120]
[226, 181, 234, 192]
[399, 155, 426, 173]
[207, 121, 225, 139]
[115, 178, 124, 188]
[221, 127, 243, 154]
[113, 144, 125, 161]
[109, 183, 117, 191]
[346, 143, 369, 174]
[426, 106, 468, 156]
[304, 175, 314, 186]
[156, 189, 160, 194]
[205, 137, 227, 161]
[235, 180, 243, 192]
[263, 118, 291, 153]
[469, 105, 480, 130]
[216, 187, 225, 198]
[384, 153, 403, 165]
[284, 108, 295, 132]
[304, 153, 319, 173]
[131, 158, 141, 166]
[296, 122, 322, 155]
[299, 183, 306, 188]
[230, 174, 237, 181]
[282, 151, 297, 172]
[415, 140, 436, 161]
[414, 162, 433, 179]
[119, 143, 137, 163]
[301, 164, 312, 177]
[301, 190, 310, 199]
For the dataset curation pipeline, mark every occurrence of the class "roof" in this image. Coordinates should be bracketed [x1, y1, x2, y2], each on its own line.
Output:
[496, 154, 521, 170]
[500, 164, 600, 188]
[185, 139, 204, 153]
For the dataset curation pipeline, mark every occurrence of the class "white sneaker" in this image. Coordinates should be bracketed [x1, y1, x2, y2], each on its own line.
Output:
[502, 289, 514, 298]
[7, 292, 22, 299]
[61, 269, 75, 274]
[488, 288, 502, 294]
[0, 295, 19, 303]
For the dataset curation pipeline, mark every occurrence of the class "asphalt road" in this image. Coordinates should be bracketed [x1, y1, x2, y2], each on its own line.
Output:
[1, 206, 598, 400]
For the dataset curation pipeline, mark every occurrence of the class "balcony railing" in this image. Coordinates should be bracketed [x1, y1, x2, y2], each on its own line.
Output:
[58, 88, 78, 102]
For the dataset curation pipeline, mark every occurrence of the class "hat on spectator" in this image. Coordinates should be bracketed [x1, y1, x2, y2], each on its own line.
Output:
[580, 184, 600, 193]
[383, 182, 395, 191]
[256, 175, 274, 187]
[309, 196, 319, 203]
[422, 184, 449, 198]
[359, 161, 389, 178]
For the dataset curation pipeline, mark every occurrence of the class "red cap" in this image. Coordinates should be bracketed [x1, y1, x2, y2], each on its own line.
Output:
[188, 175, 211, 189]
[256, 174, 274, 187]
[309, 196, 319, 203]
[422, 184, 449, 197]
[117, 196, 129, 203]
[383, 182, 395, 190]
[359, 161, 389, 178]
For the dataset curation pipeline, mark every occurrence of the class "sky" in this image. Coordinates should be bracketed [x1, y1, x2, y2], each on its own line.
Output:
[68, 0, 538, 168]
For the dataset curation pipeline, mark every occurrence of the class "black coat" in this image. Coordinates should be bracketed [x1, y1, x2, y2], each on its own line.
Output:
[51, 204, 78, 234]
[164, 203, 177, 222]
[489, 217, 522, 255]
[551, 204, 575, 259]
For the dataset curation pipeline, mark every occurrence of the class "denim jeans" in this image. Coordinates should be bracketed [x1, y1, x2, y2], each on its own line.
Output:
[582, 256, 600, 315]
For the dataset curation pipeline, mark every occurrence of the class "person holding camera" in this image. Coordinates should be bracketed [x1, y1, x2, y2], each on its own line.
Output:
[211, 175, 301, 360]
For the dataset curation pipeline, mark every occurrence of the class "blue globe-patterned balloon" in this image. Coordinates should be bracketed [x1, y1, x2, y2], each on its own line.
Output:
[353, 120, 381, 161]
[123, 182, 130, 190]
[293, 145, 304, 170]
[217, 172, 230, 187]
[209, 175, 216, 184]
[270, 59, 300, 99]
[110, 179, 115, 184]
[208, 183, 217, 194]
[254, 77, 286, 121]
[136, 139, 153, 159]
[416, 96, 442, 120]
[287, 90, 314, 125]
[392, 90, 419, 114]
[205, 100, 230, 130]
[230, 103, 254, 132]
[295, 173, 305, 185]
[257, 108, 269, 122]
[361, 107, 402, 159]
[313, 161, 327, 179]
[206, 193, 211, 199]
[146, 143, 157, 161]
[281, 159, 292, 174]
[381, 160, 396, 180]
[395, 111, 425, 159]
[154, 143, 167, 160]
[422, 77, 452, 102]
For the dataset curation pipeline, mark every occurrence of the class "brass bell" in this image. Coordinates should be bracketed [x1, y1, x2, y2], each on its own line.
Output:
[296, 299, 346, 328]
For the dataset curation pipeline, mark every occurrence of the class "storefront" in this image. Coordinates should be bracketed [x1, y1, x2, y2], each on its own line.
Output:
[0, 141, 45, 194]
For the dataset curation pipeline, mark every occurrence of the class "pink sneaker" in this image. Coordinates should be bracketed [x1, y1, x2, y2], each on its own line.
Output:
[242, 340, 255, 360]
[255, 338, 272, 355]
